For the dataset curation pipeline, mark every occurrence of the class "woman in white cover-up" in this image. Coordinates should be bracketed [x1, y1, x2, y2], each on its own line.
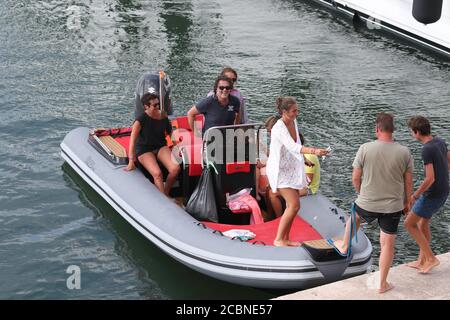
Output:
[266, 97, 329, 247]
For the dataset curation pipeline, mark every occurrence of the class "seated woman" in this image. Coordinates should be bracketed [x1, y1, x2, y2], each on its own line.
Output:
[255, 116, 278, 221]
[256, 116, 277, 194]
[126, 92, 180, 196]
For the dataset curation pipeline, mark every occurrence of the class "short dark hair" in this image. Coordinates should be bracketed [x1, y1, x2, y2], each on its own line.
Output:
[408, 116, 431, 135]
[141, 92, 158, 107]
[376, 112, 394, 133]
[213, 75, 233, 94]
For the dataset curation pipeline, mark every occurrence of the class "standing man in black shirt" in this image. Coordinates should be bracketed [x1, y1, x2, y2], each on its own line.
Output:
[405, 116, 450, 274]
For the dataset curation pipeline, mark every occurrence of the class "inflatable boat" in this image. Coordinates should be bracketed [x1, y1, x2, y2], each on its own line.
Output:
[60, 114, 373, 289]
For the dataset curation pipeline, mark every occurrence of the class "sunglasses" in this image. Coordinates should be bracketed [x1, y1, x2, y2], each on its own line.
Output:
[218, 86, 232, 91]
[148, 101, 160, 108]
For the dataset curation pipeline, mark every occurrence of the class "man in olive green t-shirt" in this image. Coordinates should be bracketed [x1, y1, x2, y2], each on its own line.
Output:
[331, 113, 413, 294]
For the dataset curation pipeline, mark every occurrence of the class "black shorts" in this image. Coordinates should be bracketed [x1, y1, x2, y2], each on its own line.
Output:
[355, 204, 402, 235]
[136, 146, 163, 159]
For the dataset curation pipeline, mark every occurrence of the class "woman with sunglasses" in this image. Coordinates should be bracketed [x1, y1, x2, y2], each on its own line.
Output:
[126, 92, 180, 196]
[187, 75, 241, 136]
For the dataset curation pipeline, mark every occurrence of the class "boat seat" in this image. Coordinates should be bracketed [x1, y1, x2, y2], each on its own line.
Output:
[204, 125, 258, 225]
[173, 114, 204, 131]
[170, 116, 205, 203]
[175, 129, 203, 203]
[213, 160, 256, 225]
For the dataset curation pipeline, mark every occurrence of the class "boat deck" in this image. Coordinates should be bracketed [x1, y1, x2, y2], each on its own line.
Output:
[204, 215, 323, 246]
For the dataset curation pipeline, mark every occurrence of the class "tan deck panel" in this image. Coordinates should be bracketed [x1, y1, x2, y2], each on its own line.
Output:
[99, 136, 127, 158]
[303, 239, 333, 249]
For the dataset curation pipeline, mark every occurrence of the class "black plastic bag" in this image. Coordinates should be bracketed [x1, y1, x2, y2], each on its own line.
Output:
[185, 165, 218, 222]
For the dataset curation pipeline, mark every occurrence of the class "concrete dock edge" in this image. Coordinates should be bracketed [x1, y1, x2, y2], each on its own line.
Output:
[275, 252, 450, 300]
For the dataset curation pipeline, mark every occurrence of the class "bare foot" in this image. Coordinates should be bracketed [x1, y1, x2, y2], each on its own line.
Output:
[419, 258, 440, 274]
[406, 260, 424, 270]
[378, 282, 394, 294]
[331, 239, 348, 255]
[287, 240, 302, 247]
[274, 240, 289, 247]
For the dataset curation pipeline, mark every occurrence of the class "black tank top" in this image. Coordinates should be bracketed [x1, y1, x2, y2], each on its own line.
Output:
[135, 113, 172, 152]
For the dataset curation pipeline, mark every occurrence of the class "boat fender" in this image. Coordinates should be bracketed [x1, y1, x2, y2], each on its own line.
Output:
[412, 0, 443, 25]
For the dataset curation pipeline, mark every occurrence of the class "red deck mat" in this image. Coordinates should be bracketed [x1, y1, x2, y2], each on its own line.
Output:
[204, 215, 322, 246]
[115, 136, 130, 155]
